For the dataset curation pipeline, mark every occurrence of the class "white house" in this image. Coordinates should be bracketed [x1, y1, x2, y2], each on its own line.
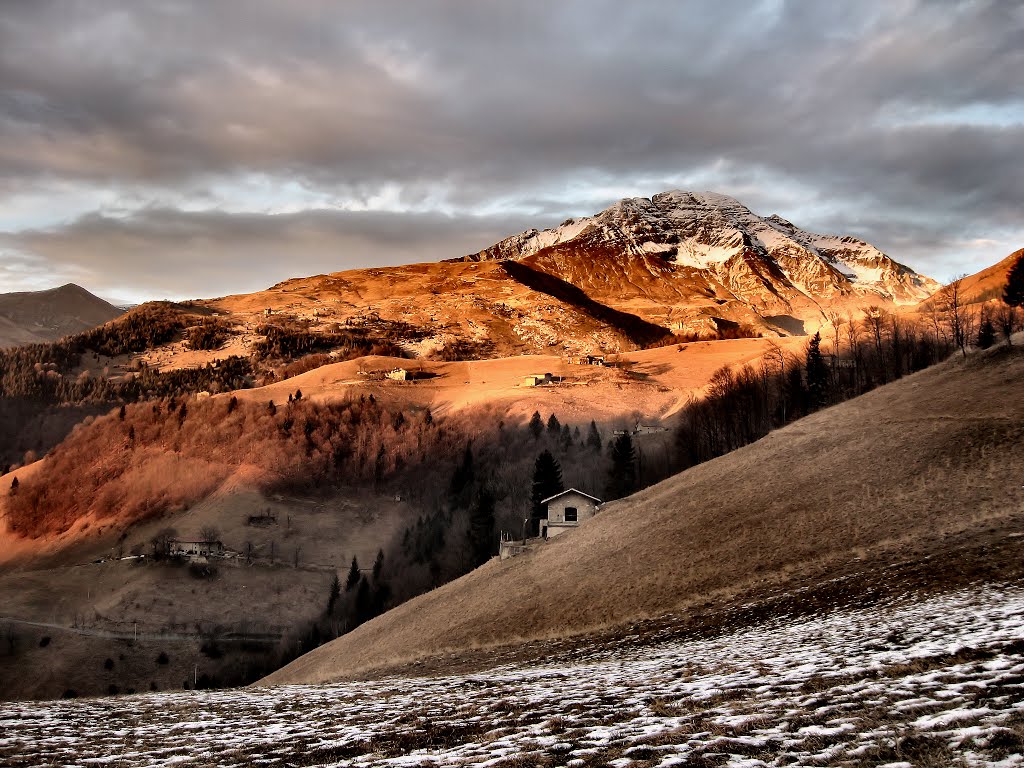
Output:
[538, 488, 602, 539]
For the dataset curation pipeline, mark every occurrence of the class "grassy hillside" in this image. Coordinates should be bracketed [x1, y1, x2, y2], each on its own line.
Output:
[265, 342, 1024, 686]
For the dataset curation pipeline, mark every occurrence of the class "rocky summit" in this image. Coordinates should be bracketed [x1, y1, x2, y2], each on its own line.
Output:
[466, 191, 939, 336]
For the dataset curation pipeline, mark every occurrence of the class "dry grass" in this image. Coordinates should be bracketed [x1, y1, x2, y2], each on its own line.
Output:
[265, 344, 1024, 686]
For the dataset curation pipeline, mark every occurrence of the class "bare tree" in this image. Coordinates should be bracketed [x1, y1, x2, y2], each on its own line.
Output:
[822, 310, 843, 358]
[938, 276, 971, 358]
[199, 526, 220, 544]
[995, 302, 1020, 346]
[150, 528, 177, 559]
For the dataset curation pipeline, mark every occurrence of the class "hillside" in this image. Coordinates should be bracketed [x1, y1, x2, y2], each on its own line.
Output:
[200, 191, 937, 361]
[921, 247, 1023, 307]
[265, 342, 1024, 686]
[230, 337, 806, 420]
[0, 283, 123, 348]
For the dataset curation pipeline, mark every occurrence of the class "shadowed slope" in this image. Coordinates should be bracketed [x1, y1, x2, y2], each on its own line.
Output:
[500, 260, 674, 347]
[264, 344, 1024, 686]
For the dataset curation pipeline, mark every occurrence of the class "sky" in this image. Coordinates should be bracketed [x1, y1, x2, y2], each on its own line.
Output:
[0, 1, 1021, 304]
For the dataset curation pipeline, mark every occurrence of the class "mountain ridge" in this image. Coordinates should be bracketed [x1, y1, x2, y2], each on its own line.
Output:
[0, 283, 124, 348]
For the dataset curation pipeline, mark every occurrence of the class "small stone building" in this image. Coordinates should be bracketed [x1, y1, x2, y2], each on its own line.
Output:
[386, 368, 410, 381]
[538, 489, 602, 539]
[170, 540, 225, 558]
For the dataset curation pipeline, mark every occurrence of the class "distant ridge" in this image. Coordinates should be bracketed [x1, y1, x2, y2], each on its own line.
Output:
[0, 283, 124, 348]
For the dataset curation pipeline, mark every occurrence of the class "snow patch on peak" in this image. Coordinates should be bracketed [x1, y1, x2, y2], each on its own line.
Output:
[467, 189, 937, 305]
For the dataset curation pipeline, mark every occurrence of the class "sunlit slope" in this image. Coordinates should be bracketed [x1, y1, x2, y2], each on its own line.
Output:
[265, 344, 1024, 685]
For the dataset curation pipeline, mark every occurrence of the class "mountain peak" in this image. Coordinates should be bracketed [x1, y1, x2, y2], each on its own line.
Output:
[468, 189, 938, 310]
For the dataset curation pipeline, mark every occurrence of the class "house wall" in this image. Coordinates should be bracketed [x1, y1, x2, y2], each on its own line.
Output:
[545, 491, 599, 537]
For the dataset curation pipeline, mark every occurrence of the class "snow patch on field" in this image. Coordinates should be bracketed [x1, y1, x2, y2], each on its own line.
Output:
[3, 586, 1024, 767]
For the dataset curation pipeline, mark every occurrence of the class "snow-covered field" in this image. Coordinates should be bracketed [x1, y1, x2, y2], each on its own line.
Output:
[3, 586, 1024, 767]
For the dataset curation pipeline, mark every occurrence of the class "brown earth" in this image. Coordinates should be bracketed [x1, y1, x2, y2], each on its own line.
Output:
[263, 341, 1024, 687]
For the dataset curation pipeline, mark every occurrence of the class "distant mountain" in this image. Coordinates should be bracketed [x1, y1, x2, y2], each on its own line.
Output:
[0, 284, 124, 348]
[465, 191, 939, 334]
[202, 191, 940, 361]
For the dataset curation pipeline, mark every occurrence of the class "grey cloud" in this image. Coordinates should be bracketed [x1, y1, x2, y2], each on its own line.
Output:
[0, 207, 540, 301]
[0, 0, 1021, 295]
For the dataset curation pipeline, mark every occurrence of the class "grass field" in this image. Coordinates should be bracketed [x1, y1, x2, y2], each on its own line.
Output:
[265, 343, 1024, 686]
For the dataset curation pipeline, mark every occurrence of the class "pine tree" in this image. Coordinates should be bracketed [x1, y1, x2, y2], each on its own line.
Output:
[355, 576, 372, 624]
[9, 477, 18, 496]
[531, 450, 564, 519]
[805, 332, 829, 410]
[327, 573, 340, 615]
[586, 420, 602, 451]
[345, 556, 360, 592]
[528, 411, 544, 440]
[372, 549, 384, 582]
[560, 423, 573, 448]
[606, 433, 637, 500]
[977, 315, 996, 349]
[546, 413, 561, 435]
[449, 442, 475, 507]
[1005, 253, 1024, 309]
[467, 487, 496, 567]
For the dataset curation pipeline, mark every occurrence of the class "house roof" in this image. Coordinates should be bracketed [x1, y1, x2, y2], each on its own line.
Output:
[540, 488, 602, 505]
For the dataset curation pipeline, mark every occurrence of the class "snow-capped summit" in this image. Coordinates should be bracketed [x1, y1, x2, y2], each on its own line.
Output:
[469, 191, 938, 312]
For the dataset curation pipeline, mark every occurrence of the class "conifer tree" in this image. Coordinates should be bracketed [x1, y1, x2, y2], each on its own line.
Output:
[531, 450, 564, 518]
[345, 556, 360, 592]
[805, 332, 829, 410]
[327, 573, 340, 615]
[449, 442, 475, 507]
[586, 420, 602, 451]
[560, 423, 573, 448]
[372, 549, 385, 582]
[1005, 253, 1024, 310]
[606, 433, 637, 500]
[528, 411, 544, 440]
[977, 314, 996, 349]
[546, 413, 561, 435]
[467, 487, 496, 567]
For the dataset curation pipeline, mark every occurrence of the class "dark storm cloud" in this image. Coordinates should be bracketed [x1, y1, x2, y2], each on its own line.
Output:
[0, 0, 1021, 296]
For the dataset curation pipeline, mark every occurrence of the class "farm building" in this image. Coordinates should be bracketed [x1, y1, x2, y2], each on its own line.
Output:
[169, 540, 225, 558]
[538, 489, 602, 539]
[386, 368, 410, 381]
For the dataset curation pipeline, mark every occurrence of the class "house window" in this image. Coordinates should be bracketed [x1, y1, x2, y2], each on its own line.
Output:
[564, 507, 578, 522]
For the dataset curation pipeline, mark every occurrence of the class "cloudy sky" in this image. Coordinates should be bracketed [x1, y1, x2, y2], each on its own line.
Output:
[0, 1, 1021, 303]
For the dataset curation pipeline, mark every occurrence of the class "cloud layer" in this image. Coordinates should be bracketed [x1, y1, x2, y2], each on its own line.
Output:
[0, 0, 1021, 300]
